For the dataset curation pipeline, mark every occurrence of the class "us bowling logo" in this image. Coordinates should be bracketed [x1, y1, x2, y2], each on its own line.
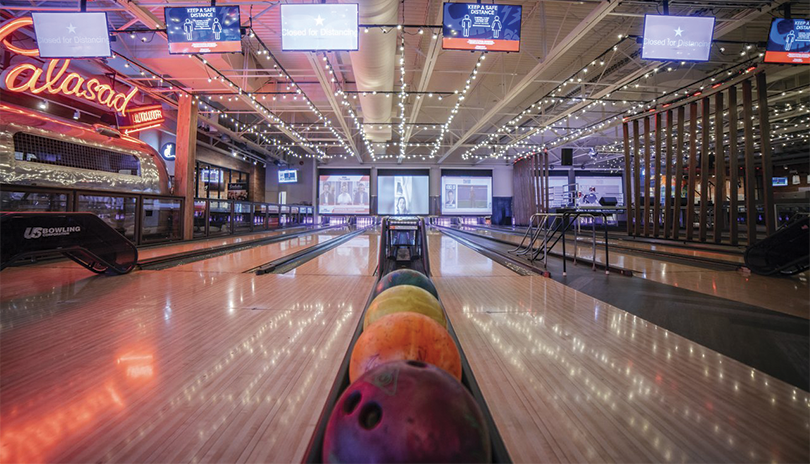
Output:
[0, 17, 138, 116]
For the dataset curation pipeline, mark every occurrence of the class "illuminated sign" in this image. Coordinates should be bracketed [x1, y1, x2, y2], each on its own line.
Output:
[442, 3, 522, 52]
[764, 18, 810, 65]
[160, 142, 176, 161]
[31, 12, 111, 59]
[280, 4, 359, 52]
[165, 6, 242, 54]
[0, 17, 139, 117]
[117, 104, 164, 134]
[642, 15, 715, 62]
[279, 169, 298, 183]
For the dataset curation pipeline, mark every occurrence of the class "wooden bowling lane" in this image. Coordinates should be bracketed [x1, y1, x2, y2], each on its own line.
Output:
[427, 231, 515, 277]
[287, 232, 379, 276]
[0, 263, 374, 462]
[433, 272, 810, 463]
[467, 227, 809, 319]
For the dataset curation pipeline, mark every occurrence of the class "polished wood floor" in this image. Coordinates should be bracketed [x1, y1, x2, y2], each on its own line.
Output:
[1, 230, 807, 463]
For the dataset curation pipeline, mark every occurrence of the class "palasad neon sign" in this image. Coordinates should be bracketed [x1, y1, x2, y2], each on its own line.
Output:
[0, 17, 138, 116]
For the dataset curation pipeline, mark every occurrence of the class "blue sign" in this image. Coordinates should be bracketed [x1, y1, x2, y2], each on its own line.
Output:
[31, 12, 111, 59]
[160, 143, 176, 161]
[280, 4, 359, 51]
[165, 6, 242, 54]
[642, 15, 715, 62]
[442, 3, 522, 52]
[764, 18, 810, 65]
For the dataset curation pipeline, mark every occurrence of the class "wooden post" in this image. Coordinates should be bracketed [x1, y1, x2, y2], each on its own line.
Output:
[742, 79, 757, 245]
[728, 86, 740, 245]
[175, 95, 199, 240]
[713, 91, 725, 243]
[756, 72, 775, 236]
[653, 113, 662, 237]
[673, 106, 686, 240]
[699, 97, 711, 242]
[643, 117, 651, 236]
[633, 119, 642, 236]
[664, 110, 674, 238]
[544, 150, 550, 212]
[623, 122, 632, 235]
[686, 102, 698, 241]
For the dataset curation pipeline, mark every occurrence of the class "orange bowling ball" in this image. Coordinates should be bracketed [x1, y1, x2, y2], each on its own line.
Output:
[364, 284, 446, 330]
[350, 312, 461, 383]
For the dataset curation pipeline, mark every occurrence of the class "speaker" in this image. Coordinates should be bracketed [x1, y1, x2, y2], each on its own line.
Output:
[561, 148, 573, 166]
[599, 196, 618, 206]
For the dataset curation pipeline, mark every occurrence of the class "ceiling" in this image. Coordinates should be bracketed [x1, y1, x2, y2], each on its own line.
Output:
[1, 0, 807, 168]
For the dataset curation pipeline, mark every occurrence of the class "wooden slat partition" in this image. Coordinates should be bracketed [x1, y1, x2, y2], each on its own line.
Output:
[633, 120, 642, 236]
[728, 86, 740, 245]
[532, 154, 539, 214]
[756, 72, 775, 236]
[686, 102, 698, 241]
[544, 150, 549, 212]
[643, 117, 652, 236]
[713, 91, 726, 243]
[623, 123, 632, 235]
[664, 110, 674, 238]
[653, 113, 662, 237]
[742, 79, 756, 244]
[699, 97, 711, 242]
[673, 106, 686, 240]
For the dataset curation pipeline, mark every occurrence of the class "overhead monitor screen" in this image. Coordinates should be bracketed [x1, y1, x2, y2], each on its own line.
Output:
[575, 176, 624, 206]
[772, 177, 789, 186]
[280, 4, 359, 51]
[319, 174, 369, 215]
[378, 175, 429, 215]
[641, 14, 715, 62]
[31, 12, 111, 58]
[165, 6, 242, 54]
[442, 3, 521, 52]
[278, 170, 298, 184]
[441, 176, 492, 214]
[764, 18, 810, 64]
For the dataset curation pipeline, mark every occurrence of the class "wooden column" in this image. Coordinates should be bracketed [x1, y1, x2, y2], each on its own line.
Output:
[742, 79, 757, 245]
[544, 150, 549, 212]
[713, 91, 725, 243]
[623, 123, 632, 235]
[643, 117, 651, 236]
[664, 110, 674, 238]
[673, 106, 686, 240]
[633, 119, 642, 236]
[699, 97, 711, 242]
[175, 95, 199, 240]
[756, 72, 775, 236]
[686, 102, 698, 241]
[728, 86, 740, 245]
[653, 113, 662, 237]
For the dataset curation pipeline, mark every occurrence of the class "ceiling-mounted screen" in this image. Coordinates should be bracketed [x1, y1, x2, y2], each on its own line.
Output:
[31, 12, 111, 59]
[641, 14, 715, 62]
[279, 170, 298, 184]
[378, 175, 429, 215]
[280, 4, 359, 51]
[442, 3, 521, 52]
[764, 18, 810, 64]
[165, 6, 242, 54]
[319, 174, 369, 215]
[574, 175, 624, 207]
[441, 176, 492, 215]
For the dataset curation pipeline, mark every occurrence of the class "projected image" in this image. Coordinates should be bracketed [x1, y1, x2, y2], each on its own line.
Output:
[441, 176, 492, 214]
[318, 174, 369, 215]
[378, 176, 429, 215]
[548, 177, 573, 209]
[575, 176, 624, 206]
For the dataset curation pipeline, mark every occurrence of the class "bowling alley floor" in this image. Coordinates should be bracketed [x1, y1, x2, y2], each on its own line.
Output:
[1, 229, 808, 463]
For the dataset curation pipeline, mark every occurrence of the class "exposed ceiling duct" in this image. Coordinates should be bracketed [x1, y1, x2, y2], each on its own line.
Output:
[349, 0, 398, 142]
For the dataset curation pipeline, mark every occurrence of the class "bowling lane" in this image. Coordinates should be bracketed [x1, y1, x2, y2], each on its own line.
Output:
[288, 232, 379, 276]
[433, 273, 809, 462]
[0, 260, 374, 462]
[427, 231, 515, 277]
[463, 226, 809, 318]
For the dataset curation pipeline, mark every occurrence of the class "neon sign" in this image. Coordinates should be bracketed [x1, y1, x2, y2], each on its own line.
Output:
[0, 17, 139, 116]
[117, 104, 164, 134]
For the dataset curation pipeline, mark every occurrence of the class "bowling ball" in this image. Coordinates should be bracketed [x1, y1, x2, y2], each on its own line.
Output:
[364, 284, 446, 330]
[374, 269, 439, 300]
[350, 312, 461, 382]
[323, 360, 491, 463]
